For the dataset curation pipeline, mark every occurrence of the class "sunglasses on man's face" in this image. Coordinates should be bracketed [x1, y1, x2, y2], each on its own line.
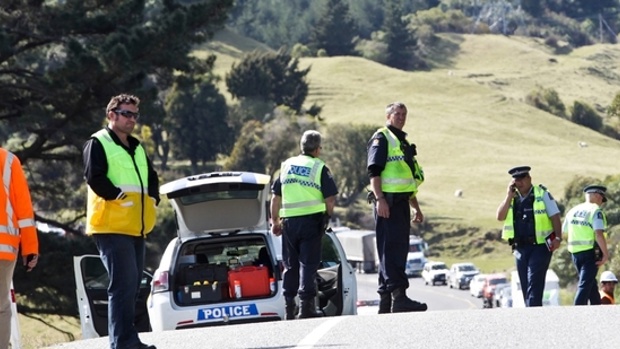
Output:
[114, 109, 140, 120]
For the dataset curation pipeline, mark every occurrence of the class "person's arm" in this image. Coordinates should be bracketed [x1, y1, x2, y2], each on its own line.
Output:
[370, 176, 390, 219]
[409, 195, 423, 223]
[595, 229, 609, 266]
[270, 194, 282, 236]
[9, 153, 38, 270]
[324, 195, 336, 217]
[146, 156, 160, 205]
[496, 181, 517, 221]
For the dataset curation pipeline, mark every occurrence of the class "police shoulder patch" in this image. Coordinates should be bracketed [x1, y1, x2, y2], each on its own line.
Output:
[596, 211, 603, 219]
[372, 138, 380, 146]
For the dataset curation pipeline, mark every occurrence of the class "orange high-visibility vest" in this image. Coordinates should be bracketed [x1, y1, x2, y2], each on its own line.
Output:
[0, 148, 38, 261]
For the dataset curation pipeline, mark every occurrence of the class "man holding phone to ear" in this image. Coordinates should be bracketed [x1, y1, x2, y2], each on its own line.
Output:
[496, 166, 562, 307]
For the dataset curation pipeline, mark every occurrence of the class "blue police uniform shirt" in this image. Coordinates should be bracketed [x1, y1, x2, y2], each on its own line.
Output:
[271, 158, 338, 199]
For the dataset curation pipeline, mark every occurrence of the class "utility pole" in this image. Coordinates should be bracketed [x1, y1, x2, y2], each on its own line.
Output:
[599, 13, 603, 43]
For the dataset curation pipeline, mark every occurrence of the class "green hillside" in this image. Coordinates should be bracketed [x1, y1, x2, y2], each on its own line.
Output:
[201, 29, 620, 233]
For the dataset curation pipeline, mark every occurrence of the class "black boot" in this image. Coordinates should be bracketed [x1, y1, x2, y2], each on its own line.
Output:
[378, 292, 392, 314]
[285, 297, 297, 320]
[297, 298, 324, 319]
[391, 287, 427, 313]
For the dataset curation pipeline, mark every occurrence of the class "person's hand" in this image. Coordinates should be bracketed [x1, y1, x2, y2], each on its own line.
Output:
[376, 198, 390, 218]
[551, 238, 561, 252]
[23, 254, 38, 272]
[271, 223, 282, 236]
[411, 210, 424, 224]
[506, 181, 517, 197]
[596, 253, 609, 266]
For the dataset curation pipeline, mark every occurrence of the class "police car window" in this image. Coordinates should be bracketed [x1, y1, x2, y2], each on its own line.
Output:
[180, 190, 259, 205]
[321, 235, 340, 268]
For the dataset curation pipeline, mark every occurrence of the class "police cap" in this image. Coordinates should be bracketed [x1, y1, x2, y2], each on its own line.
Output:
[508, 166, 531, 178]
[583, 184, 607, 203]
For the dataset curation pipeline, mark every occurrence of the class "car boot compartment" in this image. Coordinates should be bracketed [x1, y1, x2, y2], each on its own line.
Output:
[173, 234, 276, 306]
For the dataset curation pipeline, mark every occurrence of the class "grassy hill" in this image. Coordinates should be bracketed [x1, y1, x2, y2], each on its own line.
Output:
[201, 29, 620, 234]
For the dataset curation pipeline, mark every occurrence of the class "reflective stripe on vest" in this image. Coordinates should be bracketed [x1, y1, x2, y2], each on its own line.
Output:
[279, 155, 326, 218]
[377, 127, 417, 194]
[0, 153, 18, 254]
[502, 186, 553, 244]
[566, 202, 606, 253]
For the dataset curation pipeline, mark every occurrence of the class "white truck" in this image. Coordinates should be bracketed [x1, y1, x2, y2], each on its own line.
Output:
[334, 228, 429, 276]
[333, 228, 379, 273]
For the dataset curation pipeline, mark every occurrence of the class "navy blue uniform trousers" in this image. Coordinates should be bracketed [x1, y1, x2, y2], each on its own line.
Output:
[515, 243, 551, 307]
[572, 249, 601, 305]
[375, 195, 410, 295]
[282, 213, 323, 301]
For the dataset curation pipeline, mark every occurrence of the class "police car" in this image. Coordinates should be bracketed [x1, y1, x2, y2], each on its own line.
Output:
[74, 171, 357, 334]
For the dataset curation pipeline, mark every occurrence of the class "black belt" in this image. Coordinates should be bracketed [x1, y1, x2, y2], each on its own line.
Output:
[509, 237, 538, 247]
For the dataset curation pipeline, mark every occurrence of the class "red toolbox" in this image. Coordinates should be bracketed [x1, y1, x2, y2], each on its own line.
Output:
[228, 266, 270, 298]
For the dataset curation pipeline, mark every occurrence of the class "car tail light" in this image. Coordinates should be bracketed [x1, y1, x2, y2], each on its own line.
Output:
[152, 270, 169, 293]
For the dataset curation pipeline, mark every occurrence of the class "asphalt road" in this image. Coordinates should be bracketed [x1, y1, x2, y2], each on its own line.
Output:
[46, 305, 619, 349]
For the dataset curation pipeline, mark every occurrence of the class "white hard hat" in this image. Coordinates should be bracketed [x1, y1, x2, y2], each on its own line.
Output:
[600, 270, 618, 283]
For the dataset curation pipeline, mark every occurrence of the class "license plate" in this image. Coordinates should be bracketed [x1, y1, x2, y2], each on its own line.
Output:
[197, 304, 259, 320]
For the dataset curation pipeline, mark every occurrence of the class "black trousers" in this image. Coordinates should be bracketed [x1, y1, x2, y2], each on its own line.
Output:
[281, 213, 323, 301]
[374, 194, 410, 294]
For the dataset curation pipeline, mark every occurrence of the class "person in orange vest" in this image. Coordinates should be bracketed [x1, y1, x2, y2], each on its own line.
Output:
[0, 148, 38, 349]
[599, 270, 617, 305]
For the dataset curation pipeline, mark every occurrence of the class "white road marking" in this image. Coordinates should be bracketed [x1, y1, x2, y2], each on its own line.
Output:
[294, 317, 345, 348]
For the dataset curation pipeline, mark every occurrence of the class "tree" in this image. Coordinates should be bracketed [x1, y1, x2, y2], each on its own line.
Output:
[608, 91, 620, 118]
[382, 0, 420, 70]
[165, 75, 232, 173]
[224, 106, 319, 177]
[226, 49, 311, 114]
[323, 123, 377, 205]
[310, 0, 358, 56]
[1, 0, 234, 315]
[0, 0, 233, 228]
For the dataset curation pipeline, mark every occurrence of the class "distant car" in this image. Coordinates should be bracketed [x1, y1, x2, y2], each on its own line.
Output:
[75, 171, 357, 334]
[447, 262, 480, 290]
[499, 286, 513, 308]
[422, 261, 448, 286]
[469, 274, 488, 298]
[492, 283, 511, 308]
[405, 255, 427, 277]
[482, 274, 509, 308]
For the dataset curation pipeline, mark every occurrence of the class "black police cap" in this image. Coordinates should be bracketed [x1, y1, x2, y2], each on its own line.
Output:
[508, 166, 531, 178]
[584, 185, 607, 203]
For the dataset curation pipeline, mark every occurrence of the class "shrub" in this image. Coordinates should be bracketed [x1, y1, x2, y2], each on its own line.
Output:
[570, 100, 603, 131]
[291, 43, 313, 58]
[525, 86, 566, 118]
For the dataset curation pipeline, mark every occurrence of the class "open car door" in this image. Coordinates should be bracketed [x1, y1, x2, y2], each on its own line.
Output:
[73, 255, 153, 339]
[317, 230, 358, 316]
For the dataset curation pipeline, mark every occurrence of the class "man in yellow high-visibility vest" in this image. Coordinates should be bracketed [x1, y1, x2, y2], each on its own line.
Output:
[563, 184, 609, 306]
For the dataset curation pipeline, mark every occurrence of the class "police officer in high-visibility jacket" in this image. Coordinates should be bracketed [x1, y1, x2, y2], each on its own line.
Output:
[496, 166, 562, 307]
[83, 94, 159, 349]
[270, 130, 337, 320]
[367, 102, 427, 314]
[563, 185, 609, 306]
[0, 148, 38, 349]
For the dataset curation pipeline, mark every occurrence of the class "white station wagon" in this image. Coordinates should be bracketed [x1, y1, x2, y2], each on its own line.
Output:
[74, 171, 357, 336]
